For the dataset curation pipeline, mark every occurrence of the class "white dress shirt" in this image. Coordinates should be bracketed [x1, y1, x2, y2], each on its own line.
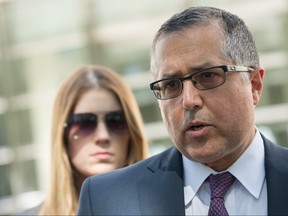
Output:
[183, 129, 267, 215]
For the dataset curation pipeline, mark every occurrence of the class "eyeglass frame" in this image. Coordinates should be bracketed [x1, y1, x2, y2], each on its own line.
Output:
[149, 65, 254, 100]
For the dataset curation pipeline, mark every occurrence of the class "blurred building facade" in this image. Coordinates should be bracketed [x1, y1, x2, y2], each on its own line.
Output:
[0, 0, 287, 214]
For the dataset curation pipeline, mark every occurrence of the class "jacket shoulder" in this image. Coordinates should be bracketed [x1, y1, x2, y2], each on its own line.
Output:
[78, 147, 179, 215]
[89, 146, 178, 184]
[262, 134, 288, 172]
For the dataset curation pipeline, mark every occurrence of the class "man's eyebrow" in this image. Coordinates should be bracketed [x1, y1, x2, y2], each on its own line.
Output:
[160, 70, 183, 79]
[159, 63, 215, 79]
[189, 62, 215, 71]
[188, 63, 214, 73]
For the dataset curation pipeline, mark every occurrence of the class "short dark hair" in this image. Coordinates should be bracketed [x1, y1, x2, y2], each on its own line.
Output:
[150, 6, 259, 78]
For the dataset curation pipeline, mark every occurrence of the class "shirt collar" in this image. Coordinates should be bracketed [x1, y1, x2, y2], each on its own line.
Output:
[228, 130, 265, 199]
[183, 129, 265, 205]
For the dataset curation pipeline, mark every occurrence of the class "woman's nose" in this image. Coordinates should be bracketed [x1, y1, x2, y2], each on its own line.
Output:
[93, 121, 110, 144]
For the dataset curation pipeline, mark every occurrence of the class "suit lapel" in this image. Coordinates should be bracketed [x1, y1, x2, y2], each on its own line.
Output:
[263, 135, 288, 215]
[138, 147, 185, 215]
[137, 135, 288, 215]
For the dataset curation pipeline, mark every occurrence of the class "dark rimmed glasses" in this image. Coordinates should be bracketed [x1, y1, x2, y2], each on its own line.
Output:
[149, 65, 254, 100]
[64, 110, 127, 143]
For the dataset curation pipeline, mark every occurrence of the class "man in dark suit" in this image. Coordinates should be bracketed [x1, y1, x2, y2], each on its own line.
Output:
[77, 6, 288, 215]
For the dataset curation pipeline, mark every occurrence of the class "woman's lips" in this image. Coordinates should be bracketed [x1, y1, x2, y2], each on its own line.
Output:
[91, 152, 114, 160]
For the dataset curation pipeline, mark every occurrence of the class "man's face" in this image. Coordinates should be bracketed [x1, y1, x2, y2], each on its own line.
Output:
[153, 24, 264, 171]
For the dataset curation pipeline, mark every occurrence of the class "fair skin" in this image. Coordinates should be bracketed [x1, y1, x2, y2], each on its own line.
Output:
[153, 23, 264, 171]
[68, 88, 130, 186]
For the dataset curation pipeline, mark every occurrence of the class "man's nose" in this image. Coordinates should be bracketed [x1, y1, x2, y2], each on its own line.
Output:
[181, 81, 203, 110]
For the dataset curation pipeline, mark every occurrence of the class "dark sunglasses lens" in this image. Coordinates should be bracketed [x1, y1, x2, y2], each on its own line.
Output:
[77, 121, 96, 137]
[66, 113, 97, 140]
[105, 111, 127, 132]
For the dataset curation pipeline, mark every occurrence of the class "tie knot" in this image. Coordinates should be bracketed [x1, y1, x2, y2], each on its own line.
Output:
[208, 172, 235, 199]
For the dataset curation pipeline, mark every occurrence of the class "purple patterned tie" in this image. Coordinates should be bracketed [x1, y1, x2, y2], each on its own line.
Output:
[208, 172, 235, 216]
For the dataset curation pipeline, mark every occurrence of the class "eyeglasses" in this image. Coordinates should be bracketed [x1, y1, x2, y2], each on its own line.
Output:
[64, 110, 127, 143]
[149, 65, 254, 100]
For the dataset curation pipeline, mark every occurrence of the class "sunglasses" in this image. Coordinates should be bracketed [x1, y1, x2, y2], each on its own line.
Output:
[64, 110, 127, 143]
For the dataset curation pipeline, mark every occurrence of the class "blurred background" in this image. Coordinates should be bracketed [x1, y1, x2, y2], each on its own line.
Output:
[0, 0, 287, 214]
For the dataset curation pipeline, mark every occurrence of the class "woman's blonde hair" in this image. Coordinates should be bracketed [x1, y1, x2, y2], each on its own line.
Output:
[39, 65, 148, 215]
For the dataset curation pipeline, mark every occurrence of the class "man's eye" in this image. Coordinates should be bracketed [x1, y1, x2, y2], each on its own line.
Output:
[165, 80, 180, 90]
[194, 71, 222, 83]
[200, 72, 216, 79]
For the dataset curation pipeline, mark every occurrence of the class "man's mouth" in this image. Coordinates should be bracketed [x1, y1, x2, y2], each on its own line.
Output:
[191, 125, 205, 131]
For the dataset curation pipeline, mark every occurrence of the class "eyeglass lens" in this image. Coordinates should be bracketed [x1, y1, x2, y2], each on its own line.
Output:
[192, 67, 225, 89]
[151, 66, 226, 99]
[65, 110, 127, 143]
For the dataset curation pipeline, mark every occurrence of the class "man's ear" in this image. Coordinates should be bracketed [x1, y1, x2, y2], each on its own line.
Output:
[250, 66, 264, 105]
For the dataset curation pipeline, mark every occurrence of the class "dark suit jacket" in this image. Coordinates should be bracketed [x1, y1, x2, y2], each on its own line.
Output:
[77, 135, 288, 215]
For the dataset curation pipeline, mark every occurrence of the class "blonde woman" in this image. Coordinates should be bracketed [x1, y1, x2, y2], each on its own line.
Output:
[20, 65, 148, 215]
